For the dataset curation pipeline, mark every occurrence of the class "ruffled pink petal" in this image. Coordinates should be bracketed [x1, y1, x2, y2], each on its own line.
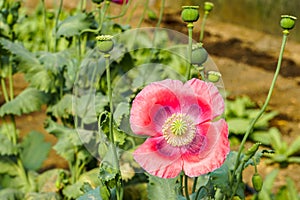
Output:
[181, 119, 229, 177]
[133, 136, 183, 178]
[186, 78, 225, 121]
[130, 80, 181, 136]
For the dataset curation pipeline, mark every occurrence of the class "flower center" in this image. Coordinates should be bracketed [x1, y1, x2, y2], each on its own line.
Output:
[162, 113, 196, 147]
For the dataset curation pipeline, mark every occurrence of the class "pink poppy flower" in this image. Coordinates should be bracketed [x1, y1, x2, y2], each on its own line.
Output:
[111, 0, 128, 5]
[130, 78, 230, 178]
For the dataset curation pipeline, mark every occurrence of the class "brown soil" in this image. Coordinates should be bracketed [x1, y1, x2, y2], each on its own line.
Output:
[9, 1, 300, 196]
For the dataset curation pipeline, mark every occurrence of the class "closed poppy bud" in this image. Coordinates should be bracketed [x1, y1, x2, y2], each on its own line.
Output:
[204, 2, 214, 13]
[191, 44, 208, 65]
[252, 173, 263, 192]
[96, 35, 114, 53]
[243, 142, 261, 162]
[207, 71, 221, 83]
[181, 6, 199, 23]
[280, 15, 297, 30]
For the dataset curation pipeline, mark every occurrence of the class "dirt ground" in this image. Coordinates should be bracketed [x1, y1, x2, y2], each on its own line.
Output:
[10, 1, 300, 196]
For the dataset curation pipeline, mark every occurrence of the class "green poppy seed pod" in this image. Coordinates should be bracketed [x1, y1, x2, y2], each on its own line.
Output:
[232, 196, 242, 200]
[280, 15, 297, 30]
[252, 173, 263, 192]
[191, 44, 208, 65]
[204, 2, 214, 13]
[96, 35, 114, 53]
[207, 71, 221, 83]
[181, 6, 200, 23]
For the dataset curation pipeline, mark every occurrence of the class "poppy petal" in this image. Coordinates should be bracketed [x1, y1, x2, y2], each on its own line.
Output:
[130, 80, 181, 136]
[186, 78, 224, 121]
[182, 119, 229, 177]
[133, 136, 183, 178]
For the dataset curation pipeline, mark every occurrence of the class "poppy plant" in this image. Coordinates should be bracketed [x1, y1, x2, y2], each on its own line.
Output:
[130, 78, 230, 178]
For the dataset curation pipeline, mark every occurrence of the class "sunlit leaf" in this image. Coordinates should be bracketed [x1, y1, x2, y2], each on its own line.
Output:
[20, 131, 51, 171]
[62, 182, 84, 199]
[147, 174, 178, 200]
[0, 38, 39, 65]
[0, 188, 24, 200]
[37, 50, 72, 73]
[286, 177, 299, 200]
[227, 118, 250, 134]
[56, 13, 94, 37]
[0, 87, 49, 116]
[0, 158, 18, 175]
[48, 94, 73, 118]
[77, 186, 102, 200]
[250, 130, 272, 145]
[45, 119, 82, 162]
[269, 127, 284, 152]
[29, 70, 59, 93]
[0, 123, 19, 155]
[286, 136, 300, 156]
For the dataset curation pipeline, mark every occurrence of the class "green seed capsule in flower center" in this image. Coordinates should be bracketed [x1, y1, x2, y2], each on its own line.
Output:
[171, 118, 187, 136]
[162, 113, 196, 147]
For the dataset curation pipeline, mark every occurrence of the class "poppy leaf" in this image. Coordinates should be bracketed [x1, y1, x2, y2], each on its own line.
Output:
[0, 88, 49, 116]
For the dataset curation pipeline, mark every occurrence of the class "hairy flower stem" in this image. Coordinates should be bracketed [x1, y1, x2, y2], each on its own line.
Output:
[184, 174, 191, 200]
[104, 54, 123, 200]
[192, 177, 198, 193]
[186, 23, 193, 80]
[230, 31, 289, 199]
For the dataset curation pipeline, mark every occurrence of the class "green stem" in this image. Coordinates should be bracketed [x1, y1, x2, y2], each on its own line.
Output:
[104, 54, 123, 200]
[186, 23, 193, 80]
[136, 0, 149, 28]
[8, 64, 13, 101]
[156, 0, 165, 28]
[151, 0, 165, 50]
[192, 177, 198, 193]
[41, 0, 49, 51]
[17, 158, 30, 192]
[184, 174, 190, 200]
[107, 0, 132, 19]
[54, 0, 63, 52]
[199, 12, 208, 43]
[80, 2, 110, 34]
[80, 0, 86, 12]
[179, 173, 184, 195]
[230, 31, 289, 199]
[77, 35, 82, 60]
[1, 78, 9, 103]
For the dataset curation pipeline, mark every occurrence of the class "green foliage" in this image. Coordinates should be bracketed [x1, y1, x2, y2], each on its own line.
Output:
[56, 13, 94, 38]
[253, 169, 300, 200]
[0, 123, 18, 156]
[0, 88, 49, 116]
[263, 128, 300, 167]
[226, 96, 278, 144]
[147, 174, 179, 200]
[19, 131, 51, 171]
